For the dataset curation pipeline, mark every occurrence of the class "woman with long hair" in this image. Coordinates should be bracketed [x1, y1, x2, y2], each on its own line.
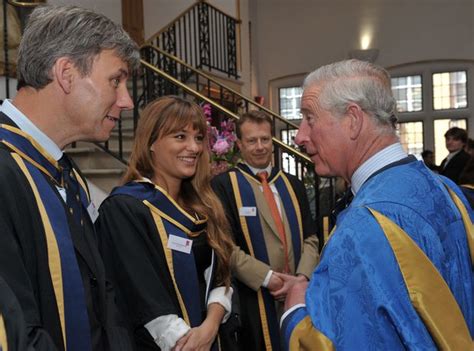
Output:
[96, 96, 234, 351]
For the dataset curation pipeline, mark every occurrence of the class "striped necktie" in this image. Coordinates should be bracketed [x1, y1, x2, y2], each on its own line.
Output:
[257, 171, 290, 273]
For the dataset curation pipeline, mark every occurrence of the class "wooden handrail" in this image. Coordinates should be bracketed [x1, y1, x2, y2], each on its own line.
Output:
[140, 59, 312, 164]
[141, 44, 300, 130]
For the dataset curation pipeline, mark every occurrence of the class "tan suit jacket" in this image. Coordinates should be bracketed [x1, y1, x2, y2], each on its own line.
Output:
[230, 174, 319, 292]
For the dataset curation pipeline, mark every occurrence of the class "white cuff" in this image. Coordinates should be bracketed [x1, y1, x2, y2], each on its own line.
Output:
[144, 314, 190, 351]
[262, 270, 273, 288]
[280, 304, 306, 328]
[207, 286, 234, 323]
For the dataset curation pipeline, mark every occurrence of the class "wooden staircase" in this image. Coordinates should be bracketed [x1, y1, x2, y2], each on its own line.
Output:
[65, 111, 134, 196]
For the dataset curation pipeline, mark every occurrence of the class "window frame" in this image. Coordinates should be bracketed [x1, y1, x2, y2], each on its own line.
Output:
[431, 69, 469, 111]
[278, 86, 303, 120]
[388, 60, 473, 161]
[396, 120, 425, 156]
[391, 74, 424, 113]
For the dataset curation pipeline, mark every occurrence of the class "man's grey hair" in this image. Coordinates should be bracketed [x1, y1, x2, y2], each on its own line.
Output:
[17, 5, 140, 89]
[303, 59, 398, 131]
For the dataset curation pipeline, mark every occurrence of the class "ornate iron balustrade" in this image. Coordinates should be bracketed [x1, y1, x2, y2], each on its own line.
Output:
[146, 1, 239, 79]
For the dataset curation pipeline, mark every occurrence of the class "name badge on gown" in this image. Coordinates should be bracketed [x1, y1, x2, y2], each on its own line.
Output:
[168, 234, 193, 254]
[87, 202, 99, 223]
[239, 206, 257, 217]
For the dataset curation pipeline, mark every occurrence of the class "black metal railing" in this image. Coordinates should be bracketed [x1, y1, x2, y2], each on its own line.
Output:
[146, 1, 239, 79]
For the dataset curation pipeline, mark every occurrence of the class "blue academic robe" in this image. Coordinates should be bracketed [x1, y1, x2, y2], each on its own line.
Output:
[282, 160, 473, 350]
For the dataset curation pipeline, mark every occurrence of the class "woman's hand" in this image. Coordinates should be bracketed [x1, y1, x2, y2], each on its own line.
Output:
[172, 320, 218, 351]
[172, 303, 224, 351]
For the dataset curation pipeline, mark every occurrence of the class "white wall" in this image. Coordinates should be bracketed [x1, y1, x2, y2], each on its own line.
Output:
[251, 0, 474, 106]
[143, 0, 193, 39]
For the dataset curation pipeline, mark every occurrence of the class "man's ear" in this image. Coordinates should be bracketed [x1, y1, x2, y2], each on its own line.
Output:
[53, 57, 76, 94]
[236, 138, 242, 150]
[346, 103, 365, 140]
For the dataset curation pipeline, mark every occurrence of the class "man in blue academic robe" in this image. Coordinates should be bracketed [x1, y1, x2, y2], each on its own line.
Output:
[281, 59, 473, 350]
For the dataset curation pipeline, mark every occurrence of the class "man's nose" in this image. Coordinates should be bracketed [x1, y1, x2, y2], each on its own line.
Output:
[117, 85, 134, 111]
[295, 121, 308, 146]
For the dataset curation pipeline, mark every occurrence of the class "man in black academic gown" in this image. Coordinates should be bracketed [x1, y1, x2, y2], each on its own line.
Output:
[440, 127, 470, 184]
[211, 111, 319, 351]
[0, 5, 139, 351]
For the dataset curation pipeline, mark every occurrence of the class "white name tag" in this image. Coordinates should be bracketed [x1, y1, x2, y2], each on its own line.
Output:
[87, 202, 99, 223]
[239, 206, 257, 217]
[167, 234, 193, 254]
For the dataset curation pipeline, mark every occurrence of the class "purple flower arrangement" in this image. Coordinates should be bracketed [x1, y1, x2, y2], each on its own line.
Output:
[203, 103, 239, 175]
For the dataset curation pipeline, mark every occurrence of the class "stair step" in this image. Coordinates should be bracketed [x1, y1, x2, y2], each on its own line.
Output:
[110, 131, 135, 138]
[64, 146, 97, 154]
[82, 168, 125, 194]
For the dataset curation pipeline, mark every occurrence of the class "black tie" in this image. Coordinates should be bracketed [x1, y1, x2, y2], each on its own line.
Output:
[58, 155, 83, 225]
[329, 188, 353, 229]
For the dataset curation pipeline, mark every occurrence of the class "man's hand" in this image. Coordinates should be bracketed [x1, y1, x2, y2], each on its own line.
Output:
[266, 272, 284, 293]
[270, 273, 307, 301]
[284, 279, 308, 311]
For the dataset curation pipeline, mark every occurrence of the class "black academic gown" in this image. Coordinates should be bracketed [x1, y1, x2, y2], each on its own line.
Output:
[440, 149, 470, 184]
[211, 164, 315, 351]
[0, 275, 33, 351]
[0, 113, 131, 351]
[96, 191, 219, 351]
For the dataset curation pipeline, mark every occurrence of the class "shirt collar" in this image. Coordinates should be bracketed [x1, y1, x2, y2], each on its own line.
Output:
[351, 142, 407, 195]
[0, 99, 63, 161]
[245, 162, 272, 177]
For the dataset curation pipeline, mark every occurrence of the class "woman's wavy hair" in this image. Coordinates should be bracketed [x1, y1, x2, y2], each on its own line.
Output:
[123, 96, 233, 286]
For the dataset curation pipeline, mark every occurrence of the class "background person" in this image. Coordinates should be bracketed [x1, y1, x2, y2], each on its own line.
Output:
[211, 111, 319, 351]
[421, 149, 439, 172]
[281, 59, 473, 350]
[96, 96, 234, 351]
[464, 137, 474, 158]
[0, 5, 139, 351]
[440, 127, 470, 183]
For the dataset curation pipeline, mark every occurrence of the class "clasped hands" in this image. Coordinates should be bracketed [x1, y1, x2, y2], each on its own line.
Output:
[267, 271, 307, 302]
